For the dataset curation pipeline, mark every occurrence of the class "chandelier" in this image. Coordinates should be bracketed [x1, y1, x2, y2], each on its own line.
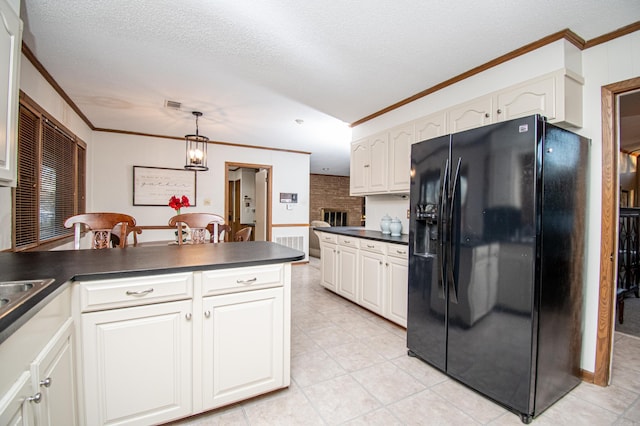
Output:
[184, 111, 209, 171]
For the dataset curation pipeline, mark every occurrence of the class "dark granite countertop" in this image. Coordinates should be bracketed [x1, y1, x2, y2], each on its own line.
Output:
[313, 227, 409, 245]
[0, 241, 304, 344]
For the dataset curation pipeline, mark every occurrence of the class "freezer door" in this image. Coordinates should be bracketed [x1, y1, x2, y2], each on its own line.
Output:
[446, 116, 539, 415]
[407, 135, 450, 371]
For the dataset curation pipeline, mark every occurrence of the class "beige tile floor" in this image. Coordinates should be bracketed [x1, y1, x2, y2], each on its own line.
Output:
[171, 258, 640, 425]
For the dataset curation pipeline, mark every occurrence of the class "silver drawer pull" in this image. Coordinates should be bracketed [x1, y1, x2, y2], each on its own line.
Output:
[40, 377, 52, 388]
[28, 392, 42, 404]
[126, 288, 154, 296]
[236, 277, 258, 285]
[367, 244, 375, 248]
[396, 250, 407, 254]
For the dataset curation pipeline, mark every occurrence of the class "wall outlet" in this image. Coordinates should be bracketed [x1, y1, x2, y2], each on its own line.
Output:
[407, 209, 410, 218]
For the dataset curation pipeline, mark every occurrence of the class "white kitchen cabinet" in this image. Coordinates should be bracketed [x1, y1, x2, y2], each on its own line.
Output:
[0, 372, 36, 426]
[414, 111, 448, 143]
[81, 299, 193, 426]
[358, 242, 385, 316]
[350, 132, 388, 195]
[388, 123, 414, 192]
[337, 237, 359, 302]
[202, 287, 284, 410]
[30, 319, 77, 426]
[495, 69, 583, 127]
[448, 96, 494, 133]
[318, 232, 338, 291]
[317, 232, 409, 327]
[386, 244, 409, 327]
[0, 0, 22, 186]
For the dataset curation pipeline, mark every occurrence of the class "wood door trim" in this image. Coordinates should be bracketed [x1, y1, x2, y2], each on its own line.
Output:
[595, 76, 640, 386]
[224, 162, 272, 241]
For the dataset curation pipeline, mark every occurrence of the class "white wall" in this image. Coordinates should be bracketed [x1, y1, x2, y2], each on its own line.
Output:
[350, 33, 640, 374]
[90, 131, 310, 256]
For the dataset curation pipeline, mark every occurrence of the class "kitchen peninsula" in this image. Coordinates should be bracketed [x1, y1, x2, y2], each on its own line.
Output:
[0, 242, 304, 425]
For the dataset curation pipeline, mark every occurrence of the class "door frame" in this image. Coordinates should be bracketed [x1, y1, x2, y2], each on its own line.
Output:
[224, 162, 272, 242]
[596, 76, 640, 386]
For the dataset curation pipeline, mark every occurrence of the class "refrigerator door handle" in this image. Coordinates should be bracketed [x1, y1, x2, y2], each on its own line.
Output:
[447, 157, 462, 304]
[437, 158, 449, 300]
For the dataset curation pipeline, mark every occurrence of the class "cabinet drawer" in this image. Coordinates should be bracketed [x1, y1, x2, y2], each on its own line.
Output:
[360, 239, 385, 254]
[202, 264, 283, 296]
[317, 232, 337, 244]
[338, 235, 360, 248]
[79, 273, 193, 312]
[387, 243, 409, 258]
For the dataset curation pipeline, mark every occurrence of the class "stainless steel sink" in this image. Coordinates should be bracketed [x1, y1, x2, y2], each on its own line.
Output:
[0, 279, 55, 320]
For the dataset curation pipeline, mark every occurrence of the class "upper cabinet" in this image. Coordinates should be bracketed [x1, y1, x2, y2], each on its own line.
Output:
[0, 0, 22, 186]
[350, 132, 389, 195]
[351, 69, 583, 195]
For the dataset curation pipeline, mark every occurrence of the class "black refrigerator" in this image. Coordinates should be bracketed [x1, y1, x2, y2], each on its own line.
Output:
[407, 114, 587, 424]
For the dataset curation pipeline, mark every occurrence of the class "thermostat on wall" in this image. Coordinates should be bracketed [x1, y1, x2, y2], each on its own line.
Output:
[280, 193, 298, 203]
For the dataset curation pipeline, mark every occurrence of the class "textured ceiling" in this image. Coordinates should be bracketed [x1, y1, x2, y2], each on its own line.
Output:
[20, 0, 640, 175]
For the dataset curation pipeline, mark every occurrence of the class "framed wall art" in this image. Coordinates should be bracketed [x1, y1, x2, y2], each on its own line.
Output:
[133, 166, 197, 206]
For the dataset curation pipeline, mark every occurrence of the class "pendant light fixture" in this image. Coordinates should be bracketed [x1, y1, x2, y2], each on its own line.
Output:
[184, 111, 209, 171]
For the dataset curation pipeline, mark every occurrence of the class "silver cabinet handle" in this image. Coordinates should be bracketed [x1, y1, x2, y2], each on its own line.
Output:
[204, 310, 211, 318]
[484, 113, 490, 118]
[40, 377, 52, 388]
[126, 288, 154, 296]
[185, 313, 192, 320]
[236, 277, 258, 285]
[367, 244, 375, 248]
[364, 164, 370, 168]
[396, 250, 407, 255]
[28, 393, 42, 404]
[497, 108, 502, 114]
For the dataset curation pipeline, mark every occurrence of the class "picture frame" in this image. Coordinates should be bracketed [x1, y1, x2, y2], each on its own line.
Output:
[133, 166, 197, 206]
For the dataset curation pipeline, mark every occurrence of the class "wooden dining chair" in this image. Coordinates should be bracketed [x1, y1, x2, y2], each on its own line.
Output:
[208, 223, 231, 243]
[234, 226, 253, 242]
[64, 213, 137, 249]
[168, 213, 226, 245]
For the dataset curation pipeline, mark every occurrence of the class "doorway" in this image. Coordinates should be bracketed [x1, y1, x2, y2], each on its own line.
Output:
[225, 162, 272, 242]
[596, 77, 640, 386]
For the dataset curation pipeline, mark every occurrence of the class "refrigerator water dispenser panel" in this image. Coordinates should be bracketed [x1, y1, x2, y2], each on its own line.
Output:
[414, 203, 438, 256]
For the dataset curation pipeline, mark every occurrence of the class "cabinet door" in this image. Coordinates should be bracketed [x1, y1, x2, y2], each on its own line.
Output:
[358, 250, 385, 315]
[389, 124, 413, 192]
[31, 319, 77, 426]
[448, 96, 493, 133]
[202, 287, 284, 410]
[496, 74, 554, 122]
[81, 300, 192, 426]
[337, 245, 358, 302]
[350, 139, 369, 194]
[386, 255, 408, 327]
[0, 372, 35, 426]
[368, 133, 389, 192]
[414, 112, 447, 143]
[0, 0, 21, 185]
[320, 242, 338, 291]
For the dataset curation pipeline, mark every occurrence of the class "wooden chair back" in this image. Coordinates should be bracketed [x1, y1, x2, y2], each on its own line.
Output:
[234, 226, 253, 242]
[168, 213, 225, 244]
[208, 223, 231, 242]
[64, 213, 137, 249]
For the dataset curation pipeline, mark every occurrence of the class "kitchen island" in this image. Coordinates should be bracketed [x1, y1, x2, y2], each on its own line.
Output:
[0, 242, 304, 426]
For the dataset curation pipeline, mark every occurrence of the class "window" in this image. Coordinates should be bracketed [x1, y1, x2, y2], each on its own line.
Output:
[13, 95, 86, 250]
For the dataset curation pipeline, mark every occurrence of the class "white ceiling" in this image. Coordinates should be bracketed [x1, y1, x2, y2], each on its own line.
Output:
[20, 0, 640, 175]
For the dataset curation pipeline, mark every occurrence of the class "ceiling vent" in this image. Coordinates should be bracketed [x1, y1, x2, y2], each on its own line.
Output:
[164, 100, 182, 110]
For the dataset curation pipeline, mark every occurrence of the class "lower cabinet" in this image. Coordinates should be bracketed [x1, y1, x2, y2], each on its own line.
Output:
[202, 287, 284, 410]
[318, 232, 408, 327]
[31, 319, 78, 426]
[81, 300, 193, 426]
[75, 264, 290, 425]
[0, 288, 75, 426]
[0, 372, 35, 426]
